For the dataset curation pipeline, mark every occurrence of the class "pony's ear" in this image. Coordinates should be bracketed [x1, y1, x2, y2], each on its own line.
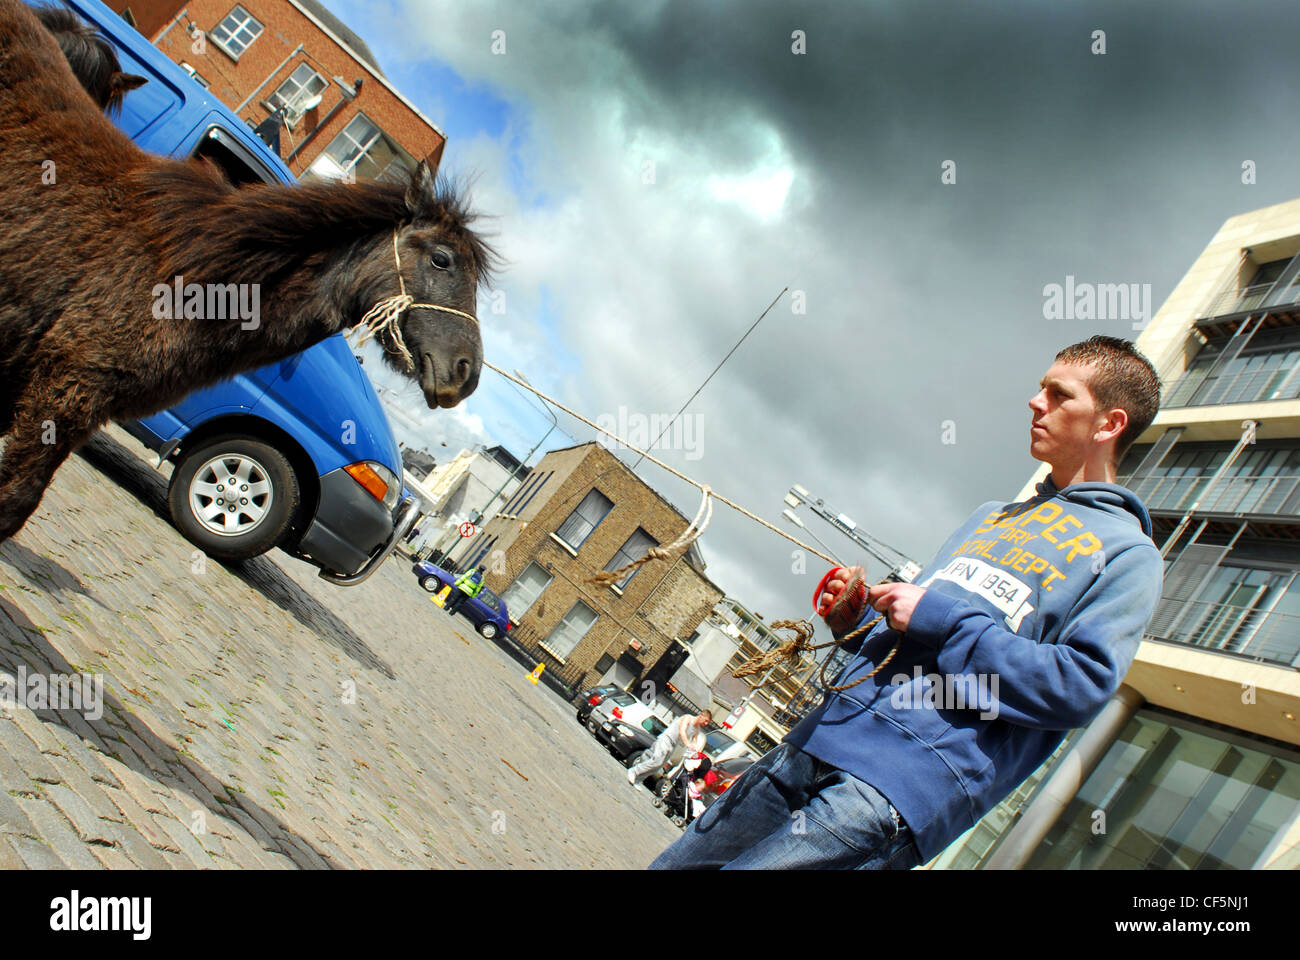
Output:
[404, 160, 437, 221]
[111, 72, 148, 93]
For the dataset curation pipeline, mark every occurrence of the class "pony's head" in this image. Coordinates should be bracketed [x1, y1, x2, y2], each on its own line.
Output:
[385, 162, 497, 409]
[34, 4, 146, 115]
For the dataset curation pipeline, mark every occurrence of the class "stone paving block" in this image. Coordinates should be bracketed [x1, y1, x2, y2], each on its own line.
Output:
[113, 727, 172, 779]
[0, 788, 39, 840]
[149, 812, 215, 869]
[46, 721, 121, 788]
[42, 783, 117, 845]
[89, 841, 135, 870]
[110, 763, 171, 816]
[9, 835, 68, 870]
[0, 725, 62, 786]
[102, 820, 170, 870]
[14, 797, 102, 869]
[49, 757, 125, 826]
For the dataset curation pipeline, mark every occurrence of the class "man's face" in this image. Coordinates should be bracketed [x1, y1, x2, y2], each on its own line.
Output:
[1027, 362, 1104, 467]
[696, 712, 711, 727]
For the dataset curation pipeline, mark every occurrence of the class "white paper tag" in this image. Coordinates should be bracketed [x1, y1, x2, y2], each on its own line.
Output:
[920, 557, 1035, 632]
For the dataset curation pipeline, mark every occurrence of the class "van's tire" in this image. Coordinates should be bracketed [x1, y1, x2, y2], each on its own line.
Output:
[167, 435, 299, 562]
[419, 575, 442, 592]
[478, 622, 499, 639]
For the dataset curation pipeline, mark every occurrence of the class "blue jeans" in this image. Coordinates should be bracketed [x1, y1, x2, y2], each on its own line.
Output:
[648, 742, 922, 870]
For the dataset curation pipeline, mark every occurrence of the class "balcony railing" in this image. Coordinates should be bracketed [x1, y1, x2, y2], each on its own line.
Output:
[1122, 471, 1300, 519]
[1200, 282, 1276, 319]
[1163, 361, 1300, 409]
[1146, 597, 1300, 667]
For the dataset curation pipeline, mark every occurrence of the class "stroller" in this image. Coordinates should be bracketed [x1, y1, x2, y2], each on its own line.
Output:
[653, 752, 714, 828]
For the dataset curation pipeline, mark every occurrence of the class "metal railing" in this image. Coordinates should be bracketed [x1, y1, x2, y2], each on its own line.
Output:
[1146, 597, 1300, 667]
[1163, 360, 1300, 409]
[1121, 471, 1300, 518]
[1198, 280, 1300, 320]
[491, 621, 590, 699]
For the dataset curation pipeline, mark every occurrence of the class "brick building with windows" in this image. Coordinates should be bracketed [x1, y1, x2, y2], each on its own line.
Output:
[107, 0, 445, 180]
[467, 442, 726, 702]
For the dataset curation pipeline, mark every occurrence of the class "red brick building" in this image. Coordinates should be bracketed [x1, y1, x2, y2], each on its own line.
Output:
[108, 0, 445, 179]
[462, 442, 726, 700]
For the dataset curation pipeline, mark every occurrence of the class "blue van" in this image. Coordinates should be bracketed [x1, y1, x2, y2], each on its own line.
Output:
[48, 0, 419, 585]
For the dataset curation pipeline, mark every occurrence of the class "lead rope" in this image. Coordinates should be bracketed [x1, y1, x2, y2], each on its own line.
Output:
[729, 566, 900, 693]
[352, 230, 480, 372]
[478, 362, 902, 697]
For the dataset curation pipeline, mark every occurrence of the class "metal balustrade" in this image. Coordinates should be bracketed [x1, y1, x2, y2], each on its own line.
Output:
[1120, 471, 1300, 518]
[1146, 597, 1300, 667]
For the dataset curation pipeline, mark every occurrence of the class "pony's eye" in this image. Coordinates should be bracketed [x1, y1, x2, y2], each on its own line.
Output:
[431, 248, 453, 270]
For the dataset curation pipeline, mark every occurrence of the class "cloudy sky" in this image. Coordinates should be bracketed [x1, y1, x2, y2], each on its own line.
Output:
[335, 0, 1300, 637]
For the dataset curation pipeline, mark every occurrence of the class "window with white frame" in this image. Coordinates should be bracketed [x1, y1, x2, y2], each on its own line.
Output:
[502, 562, 550, 620]
[269, 64, 327, 126]
[555, 489, 613, 551]
[604, 527, 659, 589]
[303, 113, 415, 183]
[209, 5, 264, 60]
[543, 601, 598, 660]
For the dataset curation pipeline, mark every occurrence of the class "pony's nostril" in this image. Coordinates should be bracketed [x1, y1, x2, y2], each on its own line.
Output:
[455, 357, 472, 384]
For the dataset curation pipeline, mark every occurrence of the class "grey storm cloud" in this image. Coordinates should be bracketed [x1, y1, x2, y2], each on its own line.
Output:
[359, 0, 1300, 638]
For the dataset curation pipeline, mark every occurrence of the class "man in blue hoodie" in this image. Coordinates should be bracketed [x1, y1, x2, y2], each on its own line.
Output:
[649, 335, 1165, 869]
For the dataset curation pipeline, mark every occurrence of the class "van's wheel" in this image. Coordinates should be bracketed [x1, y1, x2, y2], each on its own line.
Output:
[167, 435, 299, 561]
[586, 719, 599, 735]
[419, 576, 442, 592]
[478, 622, 499, 639]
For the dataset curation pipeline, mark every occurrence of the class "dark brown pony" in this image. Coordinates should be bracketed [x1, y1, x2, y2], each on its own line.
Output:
[33, 3, 146, 113]
[0, 0, 496, 544]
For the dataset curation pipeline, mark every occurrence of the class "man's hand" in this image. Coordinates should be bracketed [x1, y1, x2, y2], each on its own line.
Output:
[867, 582, 927, 633]
[817, 565, 867, 633]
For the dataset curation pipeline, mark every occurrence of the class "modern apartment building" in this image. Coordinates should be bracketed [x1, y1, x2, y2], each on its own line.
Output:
[928, 198, 1300, 870]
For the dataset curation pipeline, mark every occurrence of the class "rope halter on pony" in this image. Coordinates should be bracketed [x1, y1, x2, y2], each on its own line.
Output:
[352, 230, 479, 371]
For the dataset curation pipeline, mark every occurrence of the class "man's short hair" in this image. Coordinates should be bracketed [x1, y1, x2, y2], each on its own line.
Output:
[1055, 336, 1161, 463]
[699, 709, 713, 722]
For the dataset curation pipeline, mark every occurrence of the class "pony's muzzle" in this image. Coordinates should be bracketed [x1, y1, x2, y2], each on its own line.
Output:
[420, 350, 478, 409]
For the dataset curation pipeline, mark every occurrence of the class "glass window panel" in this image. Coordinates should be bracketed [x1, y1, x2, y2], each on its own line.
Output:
[501, 562, 550, 618]
[555, 490, 613, 549]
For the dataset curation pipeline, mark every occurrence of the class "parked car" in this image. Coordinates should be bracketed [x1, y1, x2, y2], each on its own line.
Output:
[595, 714, 668, 763]
[587, 691, 665, 736]
[410, 559, 512, 639]
[575, 685, 622, 726]
[59, 0, 418, 584]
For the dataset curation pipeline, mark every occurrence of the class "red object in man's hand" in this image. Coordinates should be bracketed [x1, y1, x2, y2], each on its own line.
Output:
[813, 565, 868, 632]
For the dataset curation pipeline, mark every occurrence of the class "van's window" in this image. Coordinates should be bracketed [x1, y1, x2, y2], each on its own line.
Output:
[192, 127, 276, 187]
[609, 693, 635, 706]
[643, 717, 667, 736]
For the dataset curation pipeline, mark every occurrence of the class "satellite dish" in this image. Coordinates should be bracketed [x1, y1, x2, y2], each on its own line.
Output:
[300, 93, 323, 113]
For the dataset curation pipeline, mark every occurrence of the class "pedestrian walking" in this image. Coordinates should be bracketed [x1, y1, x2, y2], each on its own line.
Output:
[629, 709, 712, 791]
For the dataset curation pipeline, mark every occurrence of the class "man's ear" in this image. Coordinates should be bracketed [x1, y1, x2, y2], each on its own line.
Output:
[1096, 407, 1128, 444]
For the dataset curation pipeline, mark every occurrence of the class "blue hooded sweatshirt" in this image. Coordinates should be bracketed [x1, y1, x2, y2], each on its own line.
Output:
[784, 476, 1164, 863]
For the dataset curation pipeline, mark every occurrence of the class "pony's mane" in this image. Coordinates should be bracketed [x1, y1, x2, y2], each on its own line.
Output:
[135, 161, 499, 290]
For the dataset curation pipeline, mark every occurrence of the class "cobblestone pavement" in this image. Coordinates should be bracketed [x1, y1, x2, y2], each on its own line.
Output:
[0, 425, 681, 869]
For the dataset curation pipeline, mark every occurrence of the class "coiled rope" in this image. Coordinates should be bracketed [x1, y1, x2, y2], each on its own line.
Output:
[480, 361, 899, 693]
